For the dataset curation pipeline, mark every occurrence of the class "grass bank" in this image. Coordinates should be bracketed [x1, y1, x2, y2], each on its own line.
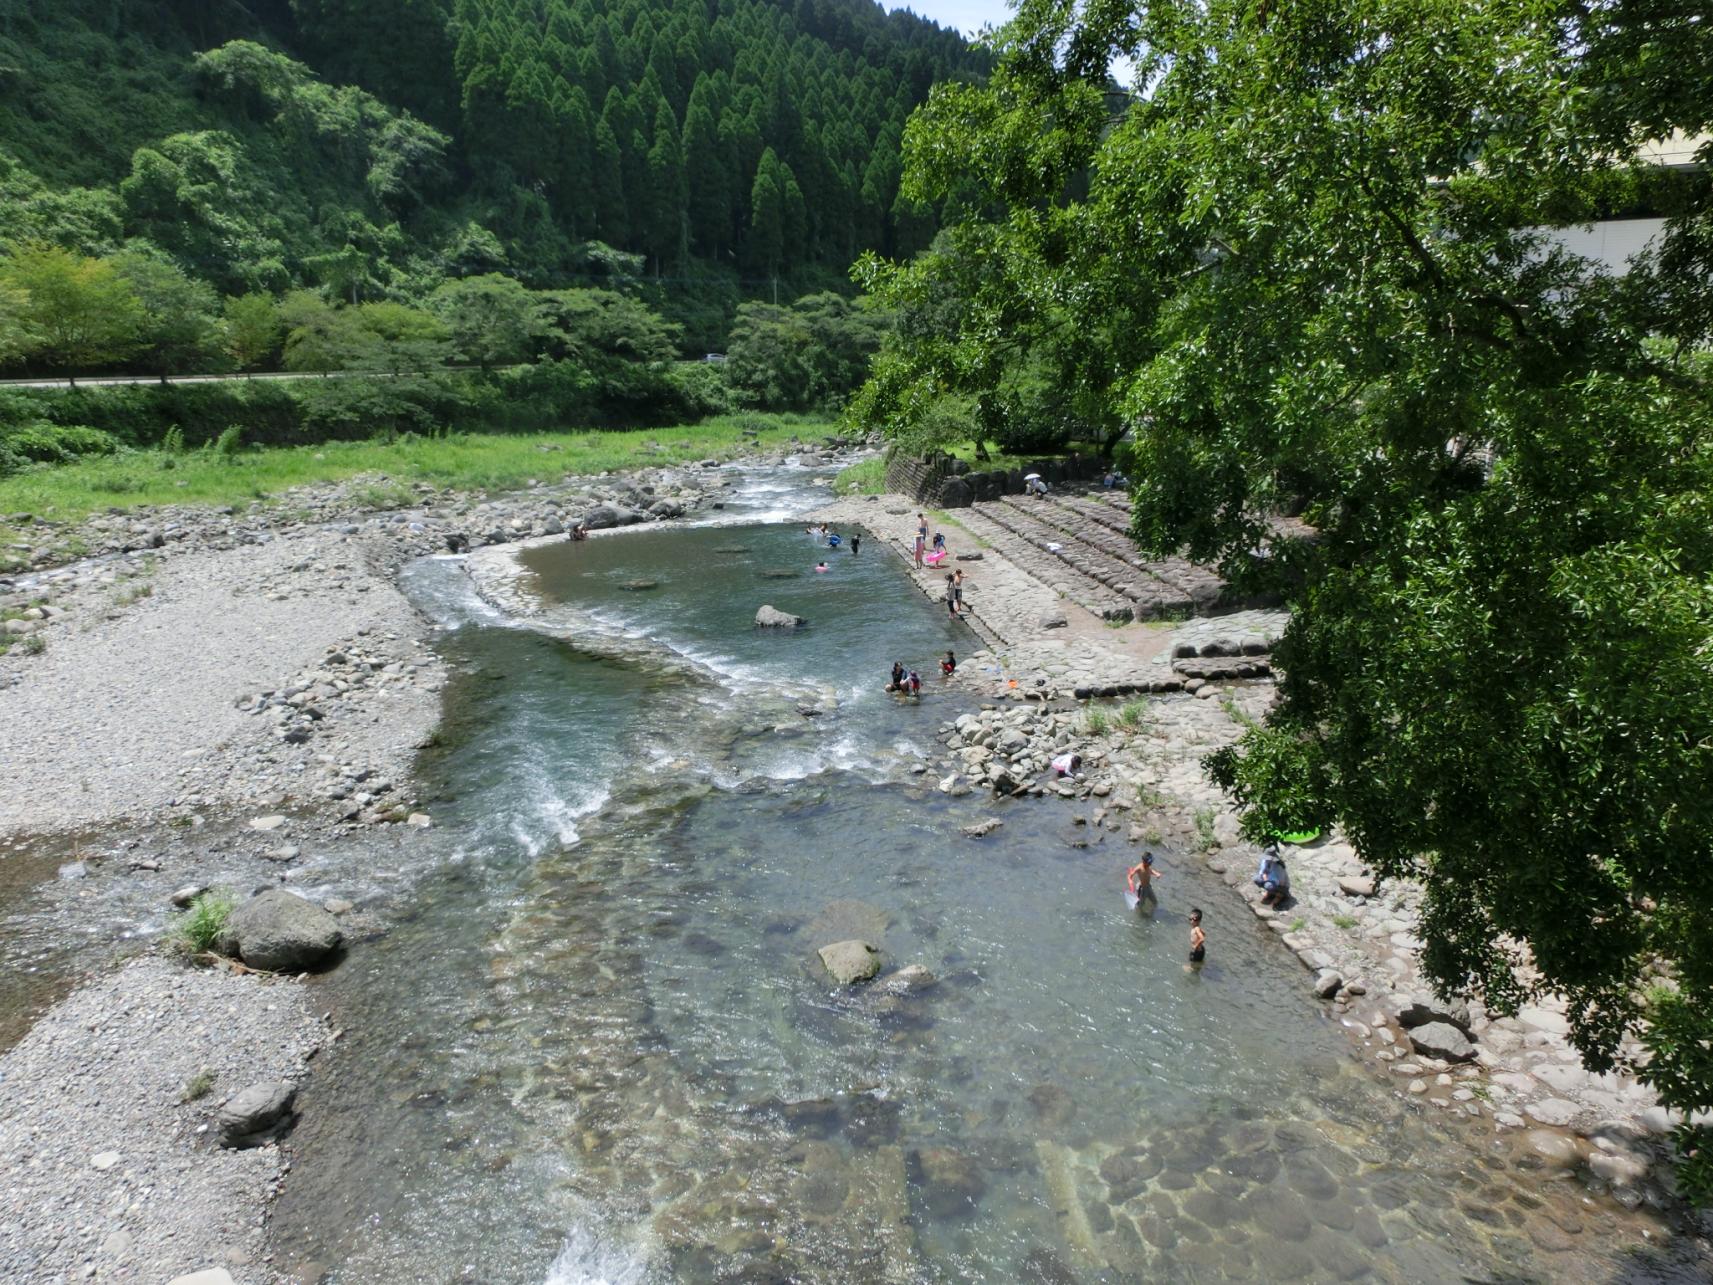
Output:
[0, 413, 833, 566]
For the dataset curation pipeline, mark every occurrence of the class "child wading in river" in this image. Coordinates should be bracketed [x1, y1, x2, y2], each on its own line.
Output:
[1187, 908, 1206, 968]
[1127, 853, 1161, 911]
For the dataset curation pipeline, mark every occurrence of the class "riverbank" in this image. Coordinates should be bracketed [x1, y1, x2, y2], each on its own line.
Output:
[0, 956, 326, 1285]
[0, 433, 866, 1283]
[817, 490, 1692, 1215]
[0, 458, 1704, 1281]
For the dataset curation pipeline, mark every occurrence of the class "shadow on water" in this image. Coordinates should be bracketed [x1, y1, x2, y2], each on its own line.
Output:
[262, 521, 1706, 1284]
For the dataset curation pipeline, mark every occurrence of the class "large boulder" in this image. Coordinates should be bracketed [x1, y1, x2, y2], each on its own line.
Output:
[217, 889, 343, 971]
[217, 1080, 296, 1148]
[817, 939, 881, 985]
[1394, 995, 1473, 1033]
[755, 604, 806, 630]
[1407, 1020, 1476, 1063]
[910, 1147, 987, 1217]
[583, 503, 645, 530]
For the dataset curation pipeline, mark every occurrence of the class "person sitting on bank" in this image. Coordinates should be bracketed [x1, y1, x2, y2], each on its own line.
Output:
[1255, 845, 1291, 906]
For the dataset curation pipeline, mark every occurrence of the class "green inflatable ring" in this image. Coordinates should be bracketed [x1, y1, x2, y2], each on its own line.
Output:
[1278, 828, 1321, 845]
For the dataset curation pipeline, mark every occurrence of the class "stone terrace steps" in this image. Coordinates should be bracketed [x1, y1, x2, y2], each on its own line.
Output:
[976, 498, 1193, 620]
[946, 507, 1133, 621]
[1015, 494, 1233, 611]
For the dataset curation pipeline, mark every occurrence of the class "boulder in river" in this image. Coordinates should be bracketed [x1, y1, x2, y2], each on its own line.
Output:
[755, 604, 806, 630]
[583, 503, 645, 530]
[818, 939, 881, 984]
[1407, 1020, 1476, 1062]
[216, 889, 343, 971]
[217, 1080, 296, 1148]
[910, 1146, 987, 1217]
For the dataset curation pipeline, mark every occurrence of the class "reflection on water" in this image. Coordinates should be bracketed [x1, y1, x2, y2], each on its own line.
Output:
[267, 513, 1700, 1283]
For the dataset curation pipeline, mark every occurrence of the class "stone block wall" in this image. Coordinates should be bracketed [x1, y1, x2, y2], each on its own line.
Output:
[885, 450, 1107, 507]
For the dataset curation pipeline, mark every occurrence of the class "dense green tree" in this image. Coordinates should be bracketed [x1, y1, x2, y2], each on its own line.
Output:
[223, 293, 282, 371]
[112, 248, 225, 378]
[726, 291, 889, 409]
[0, 243, 144, 378]
[536, 288, 679, 366]
[0, 277, 37, 368]
[860, 0, 1713, 1196]
[278, 289, 375, 372]
[354, 300, 452, 373]
[429, 272, 538, 369]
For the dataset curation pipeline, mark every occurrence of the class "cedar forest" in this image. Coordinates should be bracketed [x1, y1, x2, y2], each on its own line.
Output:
[0, 0, 986, 409]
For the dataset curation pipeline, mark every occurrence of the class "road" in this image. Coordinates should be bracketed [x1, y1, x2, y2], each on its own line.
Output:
[0, 366, 510, 389]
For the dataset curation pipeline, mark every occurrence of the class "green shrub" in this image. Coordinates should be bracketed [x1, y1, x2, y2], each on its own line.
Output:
[1193, 807, 1218, 849]
[212, 424, 244, 457]
[1115, 699, 1150, 730]
[180, 1068, 216, 1102]
[161, 425, 185, 454]
[169, 889, 236, 956]
[1082, 705, 1109, 736]
[1, 421, 120, 465]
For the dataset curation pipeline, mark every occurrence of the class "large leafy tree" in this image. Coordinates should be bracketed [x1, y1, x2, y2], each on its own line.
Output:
[861, 0, 1713, 1193]
[429, 272, 538, 369]
[112, 247, 225, 378]
[0, 242, 144, 378]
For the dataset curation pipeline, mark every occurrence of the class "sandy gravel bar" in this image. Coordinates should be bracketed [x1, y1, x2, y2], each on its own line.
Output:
[0, 956, 325, 1284]
[0, 529, 439, 837]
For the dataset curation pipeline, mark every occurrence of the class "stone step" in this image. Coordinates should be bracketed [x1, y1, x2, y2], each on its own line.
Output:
[948, 508, 1131, 621]
[979, 499, 1196, 619]
[1022, 495, 1234, 611]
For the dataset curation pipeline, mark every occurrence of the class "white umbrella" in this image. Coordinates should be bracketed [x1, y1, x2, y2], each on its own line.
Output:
[1024, 472, 1042, 481]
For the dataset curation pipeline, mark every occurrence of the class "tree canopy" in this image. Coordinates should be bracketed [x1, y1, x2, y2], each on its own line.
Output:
[857, 0, 1713, 1194]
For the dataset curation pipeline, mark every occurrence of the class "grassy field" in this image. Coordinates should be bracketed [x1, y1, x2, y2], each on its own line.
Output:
[0, 413, 835, 573]
[0, 414, 832, 525]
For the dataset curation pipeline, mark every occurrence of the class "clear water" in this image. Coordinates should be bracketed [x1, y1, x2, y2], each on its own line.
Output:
[19, 464, 1673, 1283]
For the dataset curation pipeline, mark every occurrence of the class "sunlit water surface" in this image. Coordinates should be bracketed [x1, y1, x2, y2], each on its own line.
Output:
[15, 465, 1688, 1282]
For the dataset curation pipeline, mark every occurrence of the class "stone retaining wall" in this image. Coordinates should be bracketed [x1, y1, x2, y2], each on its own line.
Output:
[884, 451, 1106, 507]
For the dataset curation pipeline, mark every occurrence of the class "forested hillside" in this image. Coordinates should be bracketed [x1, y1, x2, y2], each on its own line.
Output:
[0, 0, 984, 352]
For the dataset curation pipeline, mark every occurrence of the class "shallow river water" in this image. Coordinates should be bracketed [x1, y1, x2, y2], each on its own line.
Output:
[235, 467, 1696, 1282]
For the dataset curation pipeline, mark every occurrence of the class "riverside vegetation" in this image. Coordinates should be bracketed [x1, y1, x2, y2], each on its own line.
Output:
[857, 0, 1713, 1198]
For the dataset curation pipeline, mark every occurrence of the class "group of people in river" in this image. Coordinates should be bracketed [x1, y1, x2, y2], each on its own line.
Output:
[1126, 851, 1208, 966]
[884, 650, 956, 699]
[805, 523, 859, 556]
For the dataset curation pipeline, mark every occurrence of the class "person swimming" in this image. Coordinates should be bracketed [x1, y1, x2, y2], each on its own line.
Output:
[815, 561, 829, 573]
[827, 530, 841, 548]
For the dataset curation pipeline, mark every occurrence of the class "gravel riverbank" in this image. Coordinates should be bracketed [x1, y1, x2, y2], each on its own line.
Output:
[0, 956, 326, 1285]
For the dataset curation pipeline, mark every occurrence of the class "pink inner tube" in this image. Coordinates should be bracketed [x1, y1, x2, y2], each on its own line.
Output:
[925, 550, 947, 565]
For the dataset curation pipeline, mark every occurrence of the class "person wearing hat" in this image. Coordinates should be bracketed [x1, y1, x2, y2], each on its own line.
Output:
[1127, 852, 1163, 911]
[1254, 843, 1291, 906]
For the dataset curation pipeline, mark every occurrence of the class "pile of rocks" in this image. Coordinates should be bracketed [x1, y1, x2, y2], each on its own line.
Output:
[935, 704, 1121, 798]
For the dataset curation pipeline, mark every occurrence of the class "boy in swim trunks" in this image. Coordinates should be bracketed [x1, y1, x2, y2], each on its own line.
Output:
[1188, 909, 1206, 965]
[1127, 853, 1161, 909]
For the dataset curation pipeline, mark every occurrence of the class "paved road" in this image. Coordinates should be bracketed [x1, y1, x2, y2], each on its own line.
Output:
[0, 366, 509, 389]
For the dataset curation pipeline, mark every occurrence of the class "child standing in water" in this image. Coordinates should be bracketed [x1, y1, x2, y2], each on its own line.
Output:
[1187, 908, 1206, 967]
[1127, 853, 1161, 910]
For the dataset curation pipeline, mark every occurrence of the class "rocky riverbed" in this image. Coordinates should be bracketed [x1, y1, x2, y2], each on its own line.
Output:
[0, 435, 869, 1283]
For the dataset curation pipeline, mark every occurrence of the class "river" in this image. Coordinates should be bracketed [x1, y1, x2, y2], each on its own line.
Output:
[7, 462, 1691, 1282]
